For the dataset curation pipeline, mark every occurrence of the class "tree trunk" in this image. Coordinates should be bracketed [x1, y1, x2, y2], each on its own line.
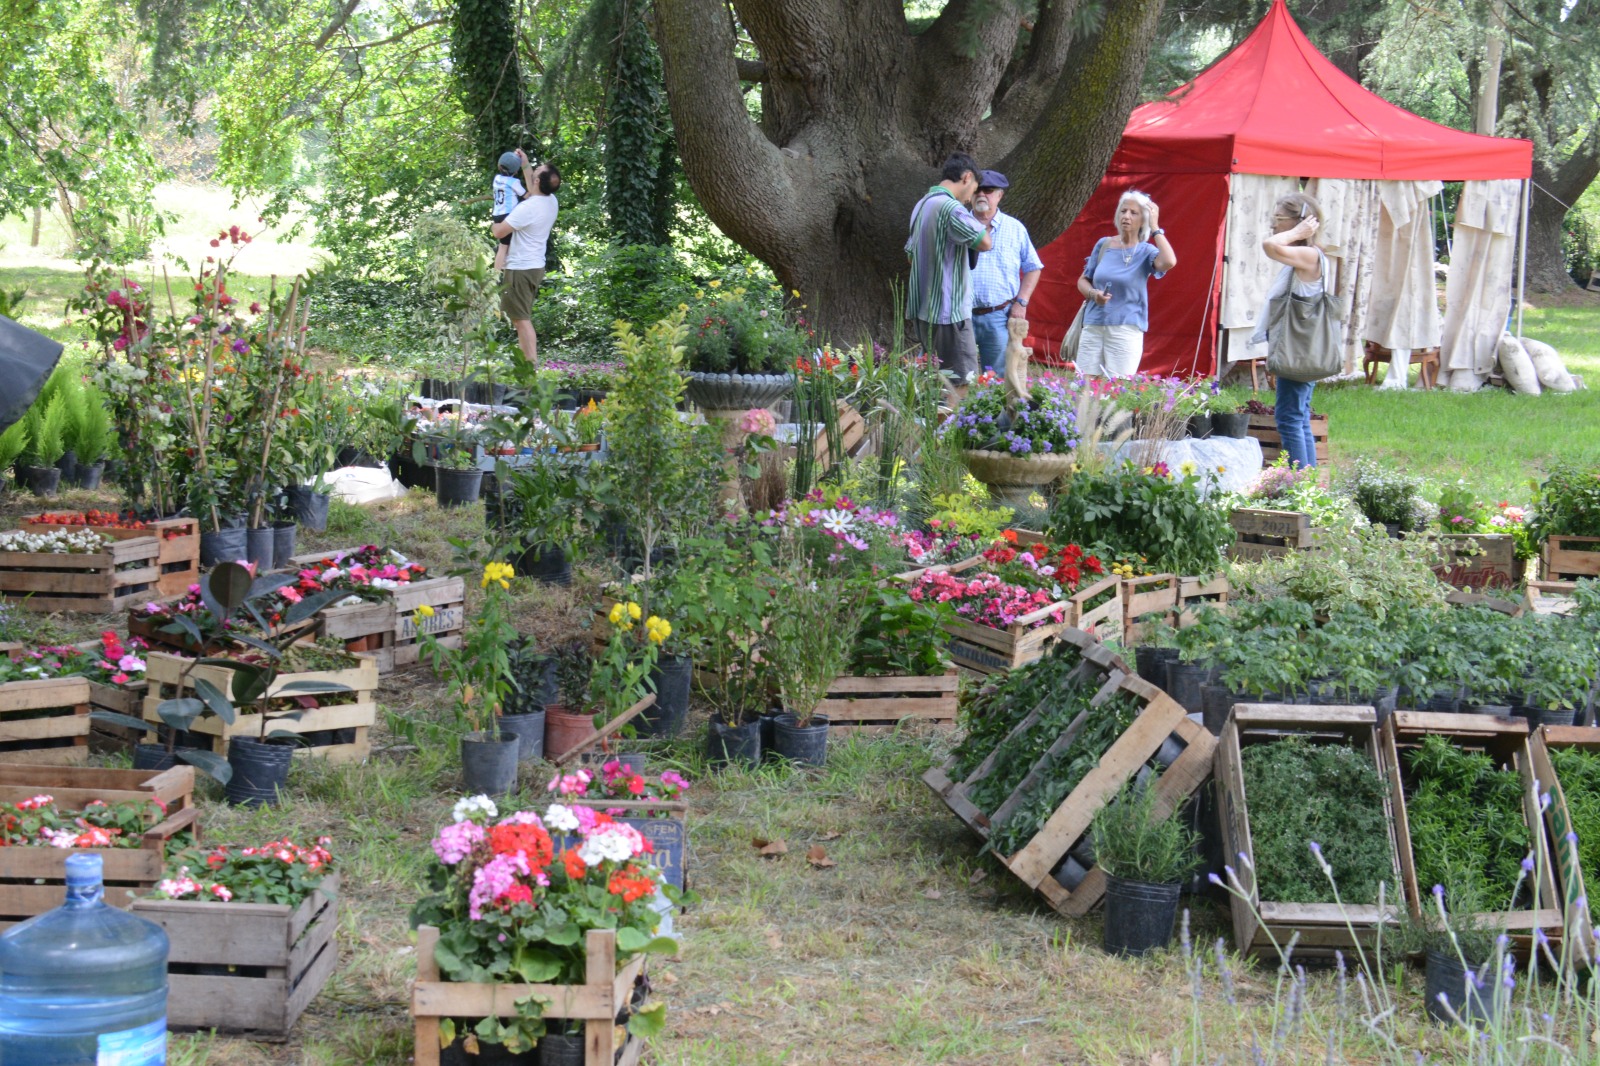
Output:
[30, 206, 42, 247]
[1526, 183, 1576, 294]
[654, 0, 1168, 343]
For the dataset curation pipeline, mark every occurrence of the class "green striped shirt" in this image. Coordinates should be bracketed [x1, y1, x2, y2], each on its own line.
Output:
[905, 186, 987, 325]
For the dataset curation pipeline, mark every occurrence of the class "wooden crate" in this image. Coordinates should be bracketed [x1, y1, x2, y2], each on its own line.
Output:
[1539, 536, 1600, 592]
[1177, 574, 1231, 627]
[1433, 534, 1526, 591]
[1229, 508, 1316, 562]
[142, 650, 379, 763]
[1381, 712, 1562, 943]
[0, 675, 89, 765]
[392, 577, 466, 669]
[22, 516, 199, 598]
[0, 763, 194, 812]
[0, 534, 161, 613]
[130, 871, 338, 1039]
[1247, 413, 1330, 465]
[279, 550, 464, 673]
[0, 790, 198, 927]
[922, 648, 1214, 916]
[1215, 705, 1404, 959]
[1528, 726, 1600, 969]
[413, 926, 647, 1066]
[1121, 574, 1179, 643]
[818, 669, 960, 734]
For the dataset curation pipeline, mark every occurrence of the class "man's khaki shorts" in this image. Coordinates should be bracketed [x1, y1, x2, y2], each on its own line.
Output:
[500, 268, 545, 321]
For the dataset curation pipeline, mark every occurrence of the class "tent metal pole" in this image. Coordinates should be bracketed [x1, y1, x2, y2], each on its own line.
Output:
[1516, 178, 1529, 341]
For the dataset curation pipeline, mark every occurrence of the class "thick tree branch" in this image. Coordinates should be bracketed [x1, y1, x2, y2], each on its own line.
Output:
[911, 0, 1023, 158]
[996, 0, 1168, 246]
[735, 57, 767, 82]
[655, 0, 800, 260]
[313, 0, 363, 50]
[336, 17, 447, 53]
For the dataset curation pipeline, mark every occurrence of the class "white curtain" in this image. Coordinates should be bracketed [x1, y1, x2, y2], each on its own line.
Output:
[1306, 177, 1381, 374]
[1440, 179, 1522, 390]
[1364, 180, 1444, 352]
[1220, 174, 1300, 363]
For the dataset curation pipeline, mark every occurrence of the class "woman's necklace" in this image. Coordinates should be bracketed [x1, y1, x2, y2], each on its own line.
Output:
[1117, 236, 1135, 265]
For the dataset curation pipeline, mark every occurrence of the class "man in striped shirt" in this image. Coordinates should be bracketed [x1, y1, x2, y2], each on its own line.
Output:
[905, 152, 993, 392]
[970, 170, 1044, 374]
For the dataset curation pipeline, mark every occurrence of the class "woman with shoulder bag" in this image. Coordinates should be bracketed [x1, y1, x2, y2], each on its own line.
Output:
[1074, 190, 1176, 378]
[1254, 192, 1337, 469]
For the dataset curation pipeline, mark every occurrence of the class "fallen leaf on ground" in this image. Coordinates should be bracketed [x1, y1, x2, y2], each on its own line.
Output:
[968, 868, 988, 884]
[922, 889, 942, 900]
[818, 830, 842, 841]
[1150, 1053, 1171, 1066]
[765, 928, 785, 950]
[753, 837, 787, 857]
[806, 845, 836, 868]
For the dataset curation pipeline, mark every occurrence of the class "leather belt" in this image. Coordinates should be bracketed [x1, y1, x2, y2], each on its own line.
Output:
[972, 299, 1014, 316]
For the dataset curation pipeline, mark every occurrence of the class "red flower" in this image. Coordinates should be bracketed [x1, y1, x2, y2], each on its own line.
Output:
[561, 849, 586, 879]
[498, 883, 534, 907]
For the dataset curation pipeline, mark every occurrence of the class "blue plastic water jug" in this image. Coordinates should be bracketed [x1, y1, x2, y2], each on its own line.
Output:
[0, 853, 168, 1065]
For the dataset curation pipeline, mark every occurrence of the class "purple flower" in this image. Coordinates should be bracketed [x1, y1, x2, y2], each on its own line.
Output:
[1521, 856, 1535, 872]
[231, 338, 250, 354]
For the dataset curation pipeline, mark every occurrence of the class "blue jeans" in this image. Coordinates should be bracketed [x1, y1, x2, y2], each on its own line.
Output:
[1275, 376, 1317, 468]
[972, 309, 1010, 374]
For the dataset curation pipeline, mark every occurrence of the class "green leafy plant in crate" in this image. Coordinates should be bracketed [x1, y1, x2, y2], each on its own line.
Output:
[949, 642, 1083, 781]
[1405, 735, 1531, 911]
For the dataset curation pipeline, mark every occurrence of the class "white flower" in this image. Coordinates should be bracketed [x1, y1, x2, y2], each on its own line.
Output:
[321, 568, 345, 582]
[368, 578, 398, 591]
[334, 594, 364, 608]
[543, 804, 580, 833]
[820, 509, 854, 535]
[452, 795, 498, 823]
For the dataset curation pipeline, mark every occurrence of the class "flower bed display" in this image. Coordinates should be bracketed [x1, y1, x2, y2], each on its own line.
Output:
[1215, 705, 1403, 959]
[2, 636, 149, 751]
[22, 513, 199, 598]
[923, 632, 1213, 916]
[278, 546, 459, 672]
[0, 663, 90, 765]
[0, 777, 198, 927]
[0, 528, 162, 613]
[141, 647, 378, 763]
[1381, 712, 1561, 947]
[130, 838, 338, 1039]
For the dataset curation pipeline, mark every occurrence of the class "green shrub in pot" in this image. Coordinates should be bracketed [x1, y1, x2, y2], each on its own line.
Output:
[1090, 780, 1200, 886]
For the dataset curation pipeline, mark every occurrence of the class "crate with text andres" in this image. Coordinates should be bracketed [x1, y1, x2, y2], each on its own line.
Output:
[1214, 704, 1404, 960]
[922, 630, 1213, 916]
[278, 548, 465, 673]
[0, 764, 198, 928]
[1382, 712, 1562, 951]
[22, 514, 199, 599]
[141, 647, 379, 764]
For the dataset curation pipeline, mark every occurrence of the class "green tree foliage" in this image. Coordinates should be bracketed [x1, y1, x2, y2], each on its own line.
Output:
[451, 0, 533, 171]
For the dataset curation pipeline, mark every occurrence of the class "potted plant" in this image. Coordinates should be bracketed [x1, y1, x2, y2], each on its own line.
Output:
[1091, 781, 1199, 957]
[1401, 881, 1506, 1027]
[1047, 461, 1232, 579]
[585, 605, 663, 761]
[945, 377, 1077, 509]
[60, 381, 114, 489]
[410, 795, 680, 1059]
[16, 393, 67, 497]
[1343, 459, 1430, 536]
[760, 551, 871, 767]
[544, 640, 597, 760]
[429, 434, 484, 509]
[1522, 619, 1594, 726]
[415, 562, 521, 796]
[497, 637, 555, 763]
[681, 288, 802, 411]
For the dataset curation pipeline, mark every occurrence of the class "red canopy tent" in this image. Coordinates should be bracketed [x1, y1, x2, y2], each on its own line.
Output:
[1024, 0, 1533, 377]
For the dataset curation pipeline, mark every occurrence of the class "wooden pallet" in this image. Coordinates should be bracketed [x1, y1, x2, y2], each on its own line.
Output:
[1121, 574, 1179, 643]
[922, 643, 1213, 916]
[1229, 508, 1316, 562]
[1528, 726, 1600, 969]
[0, 534, 162, 613]
[142, 650, 379, 763]
[130, 871, 338, 1039]
[0, 675, 90, 765]
[22, 516, 199, 598]
[1382, 712, 1562, 944]
[413, 926, 646, 1066]
[817, 669, 959, 734]
[1247, 413, 1330, 465]
[1177, 574, 1231, 628]
[1433, 534, 1525, 592]
[0, 796, 198, 927]
[1215, 705, 1404, 959]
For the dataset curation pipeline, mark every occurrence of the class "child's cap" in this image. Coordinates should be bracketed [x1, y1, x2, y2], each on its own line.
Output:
[497, 151, 522, 174]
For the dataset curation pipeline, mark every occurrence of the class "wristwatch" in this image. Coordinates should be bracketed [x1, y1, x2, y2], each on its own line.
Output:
[1152, 228, 1166, 237]
[1014, 297, 1029, 307]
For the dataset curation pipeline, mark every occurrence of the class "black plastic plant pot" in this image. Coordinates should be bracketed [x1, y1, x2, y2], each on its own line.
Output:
[1102, 874, 1182, 958]
[336, 447, 382, 468]
[18, 464, 60, 497]
[464, 380, 510, 406]
[1186, 413, 1212, 439]
[286, 486, 331, 533]
[1135, 646, 1180, 690]
[707, 715, 761, 769]
[461, 731, 519, 796]
[394, 453, 432, 490]
[640, 654, 693, 738]
[498, 710, 546, 763]
[1200, 684, 1237, 737]
[199, 527, 248, 567]
[74, 461, 105, 490]
[433, 467, 483, 509]
[538, 1031, 585, 1066]
[246, 527, 276, 572]
[273, 523, 297, 567]
[132, 745, 179, 772]
[225, 736, 294, 808]
[1424, 949, 1500, 1026]
[1210, 411, 1251, 438]
[757, 709, 784, 762]
[613, 750, 647, 776]
[54, 450, 77, 485]
[514, 542, 571, 585]
[1165, 661, 1209, 714]
[773, 713, 829, 767]
[474, 1040, 535, 1066]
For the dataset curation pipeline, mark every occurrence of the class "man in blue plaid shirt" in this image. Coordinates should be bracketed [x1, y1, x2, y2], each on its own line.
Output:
[969, 170, 1045, 374]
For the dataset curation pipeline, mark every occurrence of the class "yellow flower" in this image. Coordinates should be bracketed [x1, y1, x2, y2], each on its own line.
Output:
[677, 303, 689, 312]
[1179, 460, 1199, 478]
[415, 604, 435, 620]
[645, 616, 672, 644]
[481, 562, 514, 590]
[608, 603, 626, 626]
[709, 280, 722, 289]
[733, 286, 746, 295]
[1216, 465, 1227, 474]
[791, 289, 800, 298]
[627, 601, 642, 621]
